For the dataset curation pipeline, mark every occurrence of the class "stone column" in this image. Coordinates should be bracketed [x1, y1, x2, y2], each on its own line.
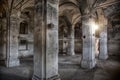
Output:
[33, 0, 59, 80]
[63, 39, 67, 53]
[67, 25, 75, 55]
[99, 26, 108, 60]
[81, 18, 96, 69]
[6, 14, 20, 67]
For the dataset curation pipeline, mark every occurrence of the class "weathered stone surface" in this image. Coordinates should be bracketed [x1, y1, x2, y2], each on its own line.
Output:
[33, 0, 59, 80]
[81, 18, 96, 69]
[67, 25, 75, 56]
[6, 14, 20, 67]
[99, 26, 108, 60]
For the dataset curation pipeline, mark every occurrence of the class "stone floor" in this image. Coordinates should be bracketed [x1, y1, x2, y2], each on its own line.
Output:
[0, 54, 120, 80]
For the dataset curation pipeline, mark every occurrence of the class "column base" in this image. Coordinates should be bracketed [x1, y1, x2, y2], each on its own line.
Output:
[81, 59, 96, 69]
[32, 75, 61, 80]
[99, 54, 108, 60]
[6, 59, 20, 67]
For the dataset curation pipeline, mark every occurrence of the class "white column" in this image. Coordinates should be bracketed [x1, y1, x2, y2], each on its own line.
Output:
[33, 0, 60, 80]
[81, 18, 96, 69]
[99, 26, 108, 60]
[67, 25, 75, 55]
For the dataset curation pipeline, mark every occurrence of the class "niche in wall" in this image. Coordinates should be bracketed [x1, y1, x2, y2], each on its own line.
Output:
[19, 39, 28, 50]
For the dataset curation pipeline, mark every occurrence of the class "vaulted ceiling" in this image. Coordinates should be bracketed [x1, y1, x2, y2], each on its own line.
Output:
[0, 0, 120, 27]
[59, 0, 120, 28]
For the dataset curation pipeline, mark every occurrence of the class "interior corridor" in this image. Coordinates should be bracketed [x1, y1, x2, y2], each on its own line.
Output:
[0, 0, 120, 80]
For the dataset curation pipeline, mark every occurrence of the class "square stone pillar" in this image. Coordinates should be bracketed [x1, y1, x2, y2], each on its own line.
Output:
[99, 26, 108, 60]
[67, 25, 75, 55]
[81, 18, 96, 69]
[6, 14, 20, 67]
[33, 0, 59, 80]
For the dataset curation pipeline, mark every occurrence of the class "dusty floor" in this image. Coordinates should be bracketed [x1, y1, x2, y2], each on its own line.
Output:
[0, 54, 120, 80]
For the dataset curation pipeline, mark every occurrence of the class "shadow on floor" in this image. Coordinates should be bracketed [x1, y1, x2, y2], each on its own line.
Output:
[0, 73, 31, 80]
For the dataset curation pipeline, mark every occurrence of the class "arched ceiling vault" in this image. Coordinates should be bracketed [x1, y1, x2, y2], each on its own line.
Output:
[59, 0, 120, 28]
[59, 0, 81, 27]
[102, 0, 120, 27]
[0, 0, 119, 28]
[59, 16, 68, 28]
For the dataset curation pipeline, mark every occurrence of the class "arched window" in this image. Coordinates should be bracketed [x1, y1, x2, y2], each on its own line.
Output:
[19, 21, 28, 34]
